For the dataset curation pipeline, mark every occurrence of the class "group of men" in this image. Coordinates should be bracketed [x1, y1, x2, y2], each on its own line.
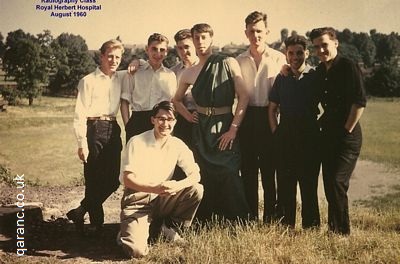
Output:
[67, 10, 366, 259]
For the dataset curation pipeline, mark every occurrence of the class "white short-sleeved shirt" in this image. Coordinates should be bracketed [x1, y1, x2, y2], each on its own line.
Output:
[73, 68, 125, 148]
[121, 62, 177, 111]
[120, 129, 200, 194]
[236, 47, 286, 107]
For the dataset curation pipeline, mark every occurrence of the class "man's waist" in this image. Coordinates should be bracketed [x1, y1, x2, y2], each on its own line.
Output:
[196, 106, 232, 116]
[87, 115, 116, 121]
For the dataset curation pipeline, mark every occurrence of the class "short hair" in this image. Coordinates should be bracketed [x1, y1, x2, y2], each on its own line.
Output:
[99, 39, 124, 55]
[191, 23, 214, 37]
[151, 101, 176, 117]
[309, 27, 337, 42]
[245, 11, 267, 28]
[174, 29, 192, 43]
[284, 35, 309, 51]
[147, 33, 169, 46]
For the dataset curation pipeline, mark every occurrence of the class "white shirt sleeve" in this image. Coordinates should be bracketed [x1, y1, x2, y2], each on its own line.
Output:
[73, 78, 89, 149]
[176, 141, 200, 181]
[121, 72, 133, 104]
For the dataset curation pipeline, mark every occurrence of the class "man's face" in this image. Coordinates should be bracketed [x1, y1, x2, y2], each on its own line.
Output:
[100, 48, 122, 74]
[151, 109, 176, 139]
[176, 38, 196, 64]
[286, 44, 309, 71]
[192, 31, 213, 56]
[146, 41, 168, 67]
[245, 20, 268, 48]
[312, 33, 338, 63]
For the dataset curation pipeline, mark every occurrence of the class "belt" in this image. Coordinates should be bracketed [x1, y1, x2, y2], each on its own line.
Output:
[196, 106, 232, 116]
[87, 116, 116, 121]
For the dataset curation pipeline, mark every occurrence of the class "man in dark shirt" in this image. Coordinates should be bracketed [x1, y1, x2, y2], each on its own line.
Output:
[310, 27, 367, 235]
[269, 35, 320, 229]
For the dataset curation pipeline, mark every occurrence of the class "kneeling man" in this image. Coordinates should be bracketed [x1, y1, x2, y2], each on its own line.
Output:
[118, 101, 203, 258]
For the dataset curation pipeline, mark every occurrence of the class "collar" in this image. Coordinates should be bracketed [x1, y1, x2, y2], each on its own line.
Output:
[95, 67, 119, 79]
[242, 45, 274, 59]
[142, 61, 169, 72]
[147, 129, 171, 147]
[290, 64, 314, 80]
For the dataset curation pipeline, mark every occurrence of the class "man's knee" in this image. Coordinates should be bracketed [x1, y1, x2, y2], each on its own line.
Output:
[121, 241, 149, 258]
[189, 183, 204, 201]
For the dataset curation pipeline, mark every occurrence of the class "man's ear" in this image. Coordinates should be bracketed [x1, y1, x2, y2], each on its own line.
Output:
[305, 49, 310, 59]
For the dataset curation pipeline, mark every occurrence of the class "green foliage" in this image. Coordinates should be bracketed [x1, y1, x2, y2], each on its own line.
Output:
[0, 32, 5, 59]
[49, 33, 96, 95]
[366, 59, 400, 97]
[2, 29, 48, 105]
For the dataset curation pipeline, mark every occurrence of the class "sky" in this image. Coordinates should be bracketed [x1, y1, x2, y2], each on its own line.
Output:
[0, 0, 399, 50]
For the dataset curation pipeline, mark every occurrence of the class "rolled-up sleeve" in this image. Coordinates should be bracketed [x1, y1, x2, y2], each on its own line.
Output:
[177, 143, 200, 182]
[121, 72, 133, 103]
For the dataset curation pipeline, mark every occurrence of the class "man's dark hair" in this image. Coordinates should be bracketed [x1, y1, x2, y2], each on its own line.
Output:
[284, 35, 309, 51]
[174, 29, 192, 43]
[309, 27, 337, 41]
[245, 11, 267, 28]
[191, 23, 214, 37]
[147, 33, 169, 46]
[151, 101, 176, 117]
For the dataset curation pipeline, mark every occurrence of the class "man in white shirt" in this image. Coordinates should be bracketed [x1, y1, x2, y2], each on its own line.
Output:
[118, 101, 203, 258]
[68, 39, 124, 234]
[236, 11, 286, 223]
[120, 33, 177, 142]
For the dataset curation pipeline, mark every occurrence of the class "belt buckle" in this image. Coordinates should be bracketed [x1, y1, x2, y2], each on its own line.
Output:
[206, 107, 215, 116]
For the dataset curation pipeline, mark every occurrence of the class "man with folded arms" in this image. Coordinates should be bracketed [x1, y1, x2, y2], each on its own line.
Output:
[68, 39, 124, 234]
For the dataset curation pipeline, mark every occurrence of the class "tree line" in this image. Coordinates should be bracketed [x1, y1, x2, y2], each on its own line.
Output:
[0, 28, 399, 105]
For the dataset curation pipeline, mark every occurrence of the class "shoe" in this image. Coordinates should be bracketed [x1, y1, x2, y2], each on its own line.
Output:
[66, 208, 85, 234]
[160, 223, 184, 242]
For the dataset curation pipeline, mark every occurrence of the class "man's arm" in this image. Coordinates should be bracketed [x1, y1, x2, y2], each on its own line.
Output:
[120, 99, 130, 126]
[172, 68, 198, 123]
[344, 104, 365, 133]
[268, 102, 279, 133]
[218, 57, 249, 151]
[73, 79, 89, 162]
[123, 171, 168, 194]
[120, 72, 133, 126]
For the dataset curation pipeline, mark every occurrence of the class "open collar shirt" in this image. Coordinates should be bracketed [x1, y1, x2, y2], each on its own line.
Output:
[73, 67, 124, 148]
[236, 46, 286, 107]
[121, 61, 177, 111]
[120, 129, 200, 197]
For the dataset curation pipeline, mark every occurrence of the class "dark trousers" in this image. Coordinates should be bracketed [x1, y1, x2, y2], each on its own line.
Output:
[239, 106, 277, 221]
[322, 123, 362, 235]
[81, 120, 122, 226]
[275, 118, 321, 228]
[172, 113, 195, 181]
[125, 110, 153, 143]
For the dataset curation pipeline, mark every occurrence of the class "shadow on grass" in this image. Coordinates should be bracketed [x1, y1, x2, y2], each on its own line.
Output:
[354, 184, 400, 210]
[0, 219, 128, 262]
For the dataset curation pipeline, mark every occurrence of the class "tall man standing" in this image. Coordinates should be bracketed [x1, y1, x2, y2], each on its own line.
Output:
[310, 27, 366, 235]
[236, 11, 286, 222]
[121, 33, 176, 142]
[68, 39, 124, 234]
[173, 23, 250, 222]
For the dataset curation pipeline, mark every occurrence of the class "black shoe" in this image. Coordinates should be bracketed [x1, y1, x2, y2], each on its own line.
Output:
[67, 208, 85, 235]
